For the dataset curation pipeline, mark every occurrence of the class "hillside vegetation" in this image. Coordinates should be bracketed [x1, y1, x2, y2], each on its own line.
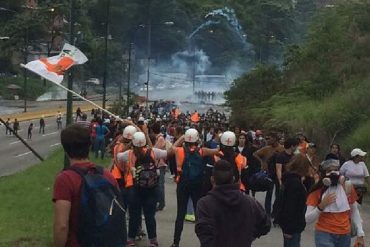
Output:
[226, 1, 370, 154]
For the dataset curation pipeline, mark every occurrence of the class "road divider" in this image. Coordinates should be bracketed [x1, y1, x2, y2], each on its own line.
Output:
[42, 131, 59, 137]
[15, 151, 32, 158]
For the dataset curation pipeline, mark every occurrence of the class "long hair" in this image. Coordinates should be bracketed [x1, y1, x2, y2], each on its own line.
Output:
[133, 146, 146, 161]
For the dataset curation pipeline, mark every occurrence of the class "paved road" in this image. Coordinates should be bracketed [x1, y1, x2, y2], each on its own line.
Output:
[0, 102, 225, 177]
[0, 114, 66, 176]
[137, 175, 370, 247]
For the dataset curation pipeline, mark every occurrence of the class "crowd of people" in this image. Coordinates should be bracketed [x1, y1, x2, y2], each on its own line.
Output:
[194, 91, 223, 102]
[51, 105, 368, 247]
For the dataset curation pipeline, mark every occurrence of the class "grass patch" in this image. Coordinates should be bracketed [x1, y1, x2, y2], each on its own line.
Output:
[0, 149, 111, 247]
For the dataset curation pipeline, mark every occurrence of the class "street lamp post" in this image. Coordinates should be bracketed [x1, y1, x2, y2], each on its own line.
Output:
[145, 18, 151, 115]
[126, 42, 133, 117]
[102, 0, 111, 110]
[23, 27, 29, 112]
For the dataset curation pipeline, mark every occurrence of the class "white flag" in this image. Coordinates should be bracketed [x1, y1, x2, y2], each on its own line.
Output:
[21, 43, 88, 84]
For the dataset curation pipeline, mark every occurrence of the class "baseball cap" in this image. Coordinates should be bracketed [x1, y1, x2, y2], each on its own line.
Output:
[351, 148, 367, 157]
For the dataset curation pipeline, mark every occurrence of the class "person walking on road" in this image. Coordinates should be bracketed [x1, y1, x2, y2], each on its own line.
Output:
[275, 155, 311, 247]
[94, 117, 110, 159]
[39, 116, 45, 134]
[253, 132, 284, 217]
[27, 123, 33, 140]
[13, 118, 19, 135]
[5, 118, 12, 135]
[195, 159, 271, 247]
[75, 107, 82, 122]
[52, 124, 126, 247]
[305, 159, 365, 247]
[340, 148, 369, 205]
[56, 111, 62, 130]
[118, 131, 168, 247]
[170, 128, 219, 247]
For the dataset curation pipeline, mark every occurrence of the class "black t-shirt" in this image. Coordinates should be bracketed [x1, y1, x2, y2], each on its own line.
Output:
[275, 151, 293, 174]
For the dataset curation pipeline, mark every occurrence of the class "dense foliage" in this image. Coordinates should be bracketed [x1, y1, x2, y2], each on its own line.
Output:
[0, 0, 316, 84]
[226, 0, 370, 154]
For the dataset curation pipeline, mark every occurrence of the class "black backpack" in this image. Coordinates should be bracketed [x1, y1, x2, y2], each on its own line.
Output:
[67, 166, 127, 247]
[134, 149, 159, 188]
[181, 146, 204, 184]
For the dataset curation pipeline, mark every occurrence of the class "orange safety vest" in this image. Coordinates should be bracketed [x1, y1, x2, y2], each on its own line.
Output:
[175, 146, 203, 183]
[214, 151, 247, 191]
[111, 142, 132, 187]
[190, 112, 200, 123]
[126, 148, 157, 187]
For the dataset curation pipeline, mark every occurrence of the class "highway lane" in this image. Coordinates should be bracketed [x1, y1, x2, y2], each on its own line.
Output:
[0, 115, 65, 176]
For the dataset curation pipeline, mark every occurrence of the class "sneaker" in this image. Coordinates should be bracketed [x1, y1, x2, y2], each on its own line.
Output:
[149, 239, 159, 247]
[127, 239, 136, 247]
[184, 214, 195, 222]
[170, 243, 179, 247]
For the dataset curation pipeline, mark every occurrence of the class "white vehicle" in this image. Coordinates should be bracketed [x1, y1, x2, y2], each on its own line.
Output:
[139, 85, 154, 91]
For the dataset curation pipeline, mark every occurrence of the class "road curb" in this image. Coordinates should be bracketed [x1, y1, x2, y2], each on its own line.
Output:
[2, 102, 105, 122]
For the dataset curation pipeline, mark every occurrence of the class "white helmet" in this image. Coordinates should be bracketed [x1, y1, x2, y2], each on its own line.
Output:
[221, 131, 236, 147]
[122, 125, 137, 140]
[132, 132, 146, 147]
[184, 128, 199, 143]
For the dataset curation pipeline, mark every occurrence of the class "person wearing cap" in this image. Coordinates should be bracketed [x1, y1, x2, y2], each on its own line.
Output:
[195, 160, 270, 247]
[306, 159, 365, 247]
[214, 131, 247, 192]
[340, 148, 369, 204]
[117, 131, 168, 247]
[170, 128, 219, 247]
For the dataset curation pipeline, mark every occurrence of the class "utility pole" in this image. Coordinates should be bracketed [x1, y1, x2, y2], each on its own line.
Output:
[23, 27, 29, 112]
[145, 0, 152, 116]
[126, 42, 133, 117]
[102, 0, 110, 110]
[64, 0, 75, 168]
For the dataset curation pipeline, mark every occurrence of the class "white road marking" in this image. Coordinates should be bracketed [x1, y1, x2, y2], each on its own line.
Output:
[10, 141, 21, 145]
[16, 151, 32, 157]
[50, 143, 61, 147]
[42, 131, 58, 137]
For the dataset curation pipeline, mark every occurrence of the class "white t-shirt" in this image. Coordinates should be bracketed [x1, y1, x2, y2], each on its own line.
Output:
[117, 148, 167, 163]
[340, 160, 369, 185]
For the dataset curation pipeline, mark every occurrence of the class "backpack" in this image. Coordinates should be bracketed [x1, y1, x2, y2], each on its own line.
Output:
[134, 149, 159, 188]
[67, 166, 126, 247]
[181, 146, 204, 183]
[248, 171, 274, 192]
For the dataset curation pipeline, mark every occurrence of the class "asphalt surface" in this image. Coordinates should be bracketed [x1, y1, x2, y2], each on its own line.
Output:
[0, 114, 65, 176]
[135, 174, 370, 247]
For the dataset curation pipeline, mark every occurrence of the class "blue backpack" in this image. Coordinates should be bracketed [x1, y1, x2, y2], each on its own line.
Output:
[181, 146, 204, 183]
[67, 166, 127, 247]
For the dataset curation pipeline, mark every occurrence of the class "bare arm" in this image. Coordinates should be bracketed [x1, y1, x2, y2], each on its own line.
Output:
[276, 163, 282, 185]
[202, 147, 220, 157]
[53, 200, 71, 247]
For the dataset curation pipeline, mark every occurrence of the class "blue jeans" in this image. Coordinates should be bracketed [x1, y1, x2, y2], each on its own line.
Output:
[94, 138, 105, 159]
[157, 167, 166, 208]
[128, 186, 158, 240]
[284, 233, 301, 247]
[315, 230, 351, 247]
